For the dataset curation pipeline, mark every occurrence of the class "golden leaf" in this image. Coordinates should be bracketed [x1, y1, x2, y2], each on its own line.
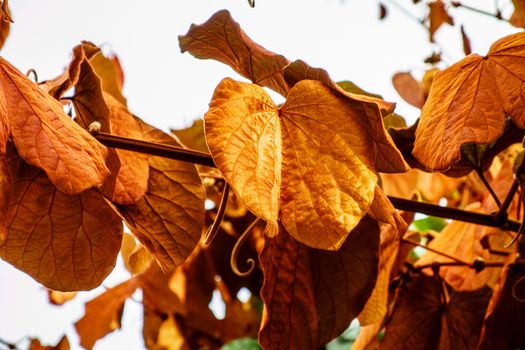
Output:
[206, 78, 404, 249]
[0, 151, 123, 291]
[359, 187, 406, 325]
[0, 57, 109, 194]
[414, 32, 525, 171]
[48, 290, 77, 305]
[75, 279, 139, 350]
[120, 233, 152, 275]
[179, 9, 290, 96]
[259, 218, 379, 349]
[117, 118, 205, 271]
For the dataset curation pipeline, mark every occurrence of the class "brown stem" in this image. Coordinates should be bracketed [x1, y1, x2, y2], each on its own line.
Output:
[204, 183, 230, 245]
[402, 238, 471, 265]
[477, 168, 501, 207]
[497, 179, 519, 223]
[451, 1, 503, 19]
[93, 132, 523, 232]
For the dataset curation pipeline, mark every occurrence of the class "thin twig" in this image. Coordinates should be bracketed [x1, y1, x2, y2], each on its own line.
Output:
[477, 168, 501, 207]
[402, 238, 471, 265]
[497, 179, 519, 222]
[451, 1, 503, 19]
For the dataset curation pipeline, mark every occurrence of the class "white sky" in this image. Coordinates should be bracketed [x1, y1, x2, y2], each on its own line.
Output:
[0, 1, 519, 349]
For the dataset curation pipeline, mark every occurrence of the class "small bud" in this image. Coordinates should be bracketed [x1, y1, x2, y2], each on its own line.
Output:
[88, 121, 102, 134]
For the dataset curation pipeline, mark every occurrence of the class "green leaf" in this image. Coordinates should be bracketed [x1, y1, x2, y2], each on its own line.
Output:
[412, 216, 447, 233]
[222, 338, 261, 350]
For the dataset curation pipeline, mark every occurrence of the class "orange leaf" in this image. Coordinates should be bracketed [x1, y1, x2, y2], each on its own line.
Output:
[283, 59, 397, 120]
[72, 58, 149, 204]
[382, 275, 492, 350]
[461, 25, 472, 55]
[359, 187, 406, 325]
[117, 118, 205, 271]
[0, 14, 9, 51]
[282, 60, 407, 173]
[1, 0, 12, 23]
[75, 278, 139, 349]
[28, 336, 69, 350]
[428, 0, 454, 42]
[414, 32, 525, 171]
[179, 10, 290, 96]
[392, 72, 426, 108]
[206, 78, 405, 249]
[259, 218, 379, 349]
[42, 42, 126, 105]
[48, 290, 77, 305]
[0, 151, 123, 291]
[0, 57, 109, 194]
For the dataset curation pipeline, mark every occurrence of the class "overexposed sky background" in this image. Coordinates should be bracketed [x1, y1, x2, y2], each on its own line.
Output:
[0, 1, 519, 349]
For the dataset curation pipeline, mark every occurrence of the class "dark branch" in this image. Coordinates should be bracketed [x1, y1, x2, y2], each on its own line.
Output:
[94, 132, 522, 232]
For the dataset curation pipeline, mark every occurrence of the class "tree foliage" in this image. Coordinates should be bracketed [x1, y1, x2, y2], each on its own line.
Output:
[2, 1, 525, 349]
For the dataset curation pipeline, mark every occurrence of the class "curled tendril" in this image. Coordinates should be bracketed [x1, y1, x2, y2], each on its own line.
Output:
[512, 273, 525, 302]
[230, 218, 261, 277]
[26, 68, 38, 83]
[204, 183, 230, 245]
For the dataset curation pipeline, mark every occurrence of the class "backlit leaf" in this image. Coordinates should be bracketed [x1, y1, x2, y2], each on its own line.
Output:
[0, 151, 123, 291]
[75, 278, 139, 349]
[381, 275, 492, 350]
[205, 79, 377, 249]
[117, 118, 205, 271]
[179, 9, 290, 96]
[414, 32, 525, 171]
[259, 218, 379, 349]
[48, 290, 77, 305]
[0, 57, 109, 194]
[359, 188, 406, 325]
[206, 78, 405, 249]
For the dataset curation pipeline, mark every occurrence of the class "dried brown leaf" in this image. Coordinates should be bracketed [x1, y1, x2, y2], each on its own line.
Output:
[259, 217, 379, 349]
[179, 10, 290, 96]
[381, 275, 492, 350]
[118, 118, 205, 271]
[479, 265, 525, 349]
